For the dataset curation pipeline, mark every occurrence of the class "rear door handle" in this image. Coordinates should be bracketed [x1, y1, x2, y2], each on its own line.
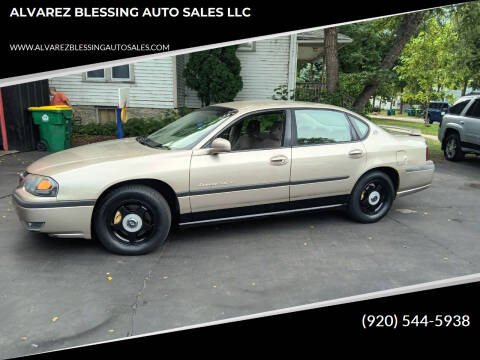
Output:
[460, 121, 465, 125]
[270, 155, 288, 165]
[348, 149, 364, 158]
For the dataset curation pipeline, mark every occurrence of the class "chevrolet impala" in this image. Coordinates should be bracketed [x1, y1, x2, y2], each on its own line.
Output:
[13, 101, 435, 255]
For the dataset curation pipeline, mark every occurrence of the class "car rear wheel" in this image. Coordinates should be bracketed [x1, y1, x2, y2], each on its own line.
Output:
[444, 133, 464, 161]
[93, 185, 171, 255]
[347, 171, 395, 223]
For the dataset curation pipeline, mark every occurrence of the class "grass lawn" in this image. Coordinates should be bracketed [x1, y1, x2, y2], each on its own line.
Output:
[425, 137, 444, 162]
[368, 117, 439, 136]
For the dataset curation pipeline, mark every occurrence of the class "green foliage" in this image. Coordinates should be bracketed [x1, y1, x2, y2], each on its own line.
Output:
[395, 17, 457, 110]
[338, 19, 401, 73]
[72, 110, 181, 137]
[272, 84, 294, 100]
[450, 2, 480, 90]
[72, 122, 117, 136]
[184, 46, 243, 106]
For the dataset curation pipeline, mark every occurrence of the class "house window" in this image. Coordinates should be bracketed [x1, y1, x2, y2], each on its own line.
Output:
[237, 41, 255, 52]
[86, 69, 105, 80]
[111, 65, 130, 81]
[83, 65, 134, 83]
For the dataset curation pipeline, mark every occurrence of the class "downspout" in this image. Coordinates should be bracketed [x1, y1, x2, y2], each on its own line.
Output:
[287, 34, 298, 100]
[0, 89, 7, 151]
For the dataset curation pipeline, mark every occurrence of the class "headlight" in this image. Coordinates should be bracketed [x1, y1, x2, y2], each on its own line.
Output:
[23, 174, 59, 197]
[441, 111, 445, 115]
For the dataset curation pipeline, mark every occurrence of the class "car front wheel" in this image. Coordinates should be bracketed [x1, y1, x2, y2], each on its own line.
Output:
[93, 185, 171, 255]
[347, 171, 395, 223]
[444, 133, 464, 161]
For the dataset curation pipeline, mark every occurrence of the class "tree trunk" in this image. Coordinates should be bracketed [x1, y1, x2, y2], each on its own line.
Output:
[462, 78, 468, 96]
[324, 27, 339, 93]
[320, 56, 326, 92]
[353, 12, 424, 113]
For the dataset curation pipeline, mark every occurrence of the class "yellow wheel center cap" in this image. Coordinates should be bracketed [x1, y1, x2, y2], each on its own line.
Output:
[114, 211, 122, 224]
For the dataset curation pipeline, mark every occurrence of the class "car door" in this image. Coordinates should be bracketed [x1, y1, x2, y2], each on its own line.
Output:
[188, 110, 292, 220]
[290, 108, 367, 207]
[462, 99, 480, 145]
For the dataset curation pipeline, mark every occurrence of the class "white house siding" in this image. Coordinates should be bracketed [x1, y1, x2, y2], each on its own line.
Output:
[184, 35, 292, 108]
[175, 55, 185, 108]
[49, 58, 174, 109]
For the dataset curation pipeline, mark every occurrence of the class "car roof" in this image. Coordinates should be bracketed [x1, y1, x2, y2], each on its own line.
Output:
[214, 100, 349, 112]
[457, 94, 480, 101]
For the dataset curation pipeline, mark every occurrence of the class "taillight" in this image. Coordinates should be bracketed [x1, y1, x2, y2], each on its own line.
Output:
[426, 146, 430, 161]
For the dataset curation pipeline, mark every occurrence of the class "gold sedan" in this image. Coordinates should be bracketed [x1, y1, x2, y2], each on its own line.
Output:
[13, 101, 434, 255]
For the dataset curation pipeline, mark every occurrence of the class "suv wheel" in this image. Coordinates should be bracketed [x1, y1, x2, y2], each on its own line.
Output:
[347, 171, 395, 223]
[444, 133, 465, 161]
[93, 185, 171, 255]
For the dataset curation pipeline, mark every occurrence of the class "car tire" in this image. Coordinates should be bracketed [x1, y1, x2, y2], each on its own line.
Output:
[347, 171, 395, 223]
[428, 117, 434, 124]
[444, 132, 464, 162]
[93, 185, 171, 255]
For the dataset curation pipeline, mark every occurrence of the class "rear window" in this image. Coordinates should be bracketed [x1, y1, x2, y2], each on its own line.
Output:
[348, 115, 369, 139]
[449, 100, 471, 115]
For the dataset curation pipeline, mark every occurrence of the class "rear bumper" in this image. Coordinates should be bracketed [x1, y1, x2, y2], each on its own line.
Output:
[397, 161, 435, 198]
[12, 193, 94, 239]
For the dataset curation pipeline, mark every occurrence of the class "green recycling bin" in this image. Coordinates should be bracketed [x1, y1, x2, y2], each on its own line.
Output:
[28, 105, 73, 152]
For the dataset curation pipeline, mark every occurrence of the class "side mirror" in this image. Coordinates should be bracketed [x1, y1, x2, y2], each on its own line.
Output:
[211, 138, 231, 154]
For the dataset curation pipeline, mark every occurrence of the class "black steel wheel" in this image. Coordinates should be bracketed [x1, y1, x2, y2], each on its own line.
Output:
[347, 171, 395, 223]
[93, 185, 171, 255]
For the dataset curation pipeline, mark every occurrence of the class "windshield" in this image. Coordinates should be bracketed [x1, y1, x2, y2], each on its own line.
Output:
[429, 103, 447, 109]
[144, 107, 237, 150]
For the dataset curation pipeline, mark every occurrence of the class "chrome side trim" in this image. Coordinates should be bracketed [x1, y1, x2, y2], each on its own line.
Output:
[178, 203, 344, 227]
[48, 233, 86, 238]
[396, 184, 431, 198]
[405, 161, 435, 173]
[176, 176, 350, 197]
[13, 193, 95, 208]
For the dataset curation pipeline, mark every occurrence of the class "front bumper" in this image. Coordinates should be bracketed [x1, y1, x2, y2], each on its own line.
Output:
[13, 192, 95, 239]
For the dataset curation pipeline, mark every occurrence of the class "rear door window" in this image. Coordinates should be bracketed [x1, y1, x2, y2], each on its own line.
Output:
[294, 109, 355, 145]
[465, 99, 480, 119]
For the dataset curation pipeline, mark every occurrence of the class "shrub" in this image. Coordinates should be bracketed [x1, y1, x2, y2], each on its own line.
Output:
[184, 46, 243, 106]
[72, 110, 182, 137]
[72, 122, 117, 136]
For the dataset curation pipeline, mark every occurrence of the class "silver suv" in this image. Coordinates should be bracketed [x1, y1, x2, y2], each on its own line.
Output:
[438, 94, 480, 161]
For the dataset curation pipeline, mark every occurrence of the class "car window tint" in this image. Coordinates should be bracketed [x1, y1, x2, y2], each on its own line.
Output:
[449, 100, 470, 115]
[348, 115, 369, 139]
[465, 99, 480, 118]
[295, 109, 353, 145]
[217, 111, 286, 151]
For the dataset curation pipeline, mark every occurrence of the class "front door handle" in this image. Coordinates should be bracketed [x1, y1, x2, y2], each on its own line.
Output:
[270, 155, 288, 166]
[348, 149, 364, 158]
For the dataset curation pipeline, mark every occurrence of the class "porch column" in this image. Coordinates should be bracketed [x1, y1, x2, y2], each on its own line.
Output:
[287, 34, 298, 99]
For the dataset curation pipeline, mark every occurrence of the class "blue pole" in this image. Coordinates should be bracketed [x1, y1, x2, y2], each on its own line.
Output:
[116, 107, 123, 139]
